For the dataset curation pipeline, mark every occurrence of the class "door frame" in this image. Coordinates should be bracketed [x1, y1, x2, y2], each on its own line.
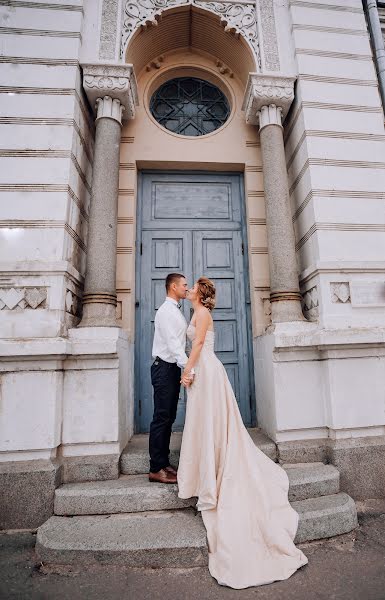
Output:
[134, 169, 256, 432]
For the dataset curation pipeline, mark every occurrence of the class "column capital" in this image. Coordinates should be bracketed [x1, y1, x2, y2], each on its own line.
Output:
[242, 73, 296, 127]
[257, 104, 283, 132]
[81, 62, 138, 122]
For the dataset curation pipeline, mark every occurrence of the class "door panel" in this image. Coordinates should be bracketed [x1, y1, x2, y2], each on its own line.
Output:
[136, 172, 253, 432]
[138, 230, 192, 432]
[193, 230, 251, 422]
[152, 182, 232, 220]
[141, 172, 241, 230]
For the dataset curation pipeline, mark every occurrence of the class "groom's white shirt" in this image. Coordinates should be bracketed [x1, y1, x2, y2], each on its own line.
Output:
[152, 296, 194, 373]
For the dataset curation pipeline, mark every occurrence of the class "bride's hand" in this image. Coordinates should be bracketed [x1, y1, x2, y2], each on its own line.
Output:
[181, 372, 193, 387]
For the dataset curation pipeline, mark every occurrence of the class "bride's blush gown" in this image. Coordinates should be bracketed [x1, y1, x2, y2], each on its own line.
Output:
[177, 324, 308, 589]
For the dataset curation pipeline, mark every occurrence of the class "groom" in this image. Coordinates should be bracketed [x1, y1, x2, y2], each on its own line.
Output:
[149, 273, 194, 484]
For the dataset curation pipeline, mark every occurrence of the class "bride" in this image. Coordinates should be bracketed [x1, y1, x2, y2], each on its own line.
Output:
[177, 276, 308, 589]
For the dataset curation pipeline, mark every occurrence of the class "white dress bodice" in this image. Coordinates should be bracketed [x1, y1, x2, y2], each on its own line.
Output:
[186, 323, 215, 354]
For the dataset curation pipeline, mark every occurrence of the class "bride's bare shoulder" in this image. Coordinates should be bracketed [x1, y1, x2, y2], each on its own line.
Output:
[196, 305, 211, 319]
[196, 306, 213, 328]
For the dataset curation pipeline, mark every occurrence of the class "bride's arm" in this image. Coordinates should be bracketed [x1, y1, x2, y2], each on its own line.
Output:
[182, 308, 211, 384]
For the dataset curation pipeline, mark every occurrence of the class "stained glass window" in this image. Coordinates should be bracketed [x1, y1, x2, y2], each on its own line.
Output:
[150, 77, 230, 136]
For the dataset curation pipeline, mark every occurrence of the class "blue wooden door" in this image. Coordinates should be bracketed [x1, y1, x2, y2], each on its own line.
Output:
[135, 172, 253, 432]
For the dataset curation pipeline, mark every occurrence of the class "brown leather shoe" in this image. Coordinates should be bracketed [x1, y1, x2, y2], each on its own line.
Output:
[165, 464, 177, 476]
[149, 468, 177, 484]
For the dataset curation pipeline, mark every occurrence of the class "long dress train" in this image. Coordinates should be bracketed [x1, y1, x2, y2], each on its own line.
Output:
[177, 324, 308, 589]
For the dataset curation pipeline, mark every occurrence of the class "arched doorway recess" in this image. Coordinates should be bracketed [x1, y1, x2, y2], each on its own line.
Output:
[119, 5, 262, 431]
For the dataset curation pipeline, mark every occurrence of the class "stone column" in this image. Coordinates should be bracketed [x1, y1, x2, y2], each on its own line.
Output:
[243, 74, 305, 323]
[79, 64, 138, 327]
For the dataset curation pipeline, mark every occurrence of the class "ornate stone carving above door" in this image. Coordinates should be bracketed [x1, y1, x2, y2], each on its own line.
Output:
[120, 0, 262, 68]
[98, 0, 280, 74]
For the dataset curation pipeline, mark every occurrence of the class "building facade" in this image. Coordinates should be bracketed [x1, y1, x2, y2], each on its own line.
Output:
[1, 0, 385, 529]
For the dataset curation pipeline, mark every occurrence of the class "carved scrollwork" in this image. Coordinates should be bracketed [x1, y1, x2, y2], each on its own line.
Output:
[121, 0, 188, 57]
[120, 0, 261, 68]
[194, 1, 261, 67]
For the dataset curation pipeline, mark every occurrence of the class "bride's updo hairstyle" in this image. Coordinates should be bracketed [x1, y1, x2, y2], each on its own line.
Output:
[197, 277, 216, 311]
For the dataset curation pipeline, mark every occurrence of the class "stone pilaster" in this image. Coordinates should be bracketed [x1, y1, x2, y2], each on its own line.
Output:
[243, 74, 305, 323]
[79, 63, 138, 327]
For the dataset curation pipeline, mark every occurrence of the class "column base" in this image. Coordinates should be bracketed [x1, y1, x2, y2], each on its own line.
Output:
[78, 301, 118, 328]
[270, 295, 306, 323]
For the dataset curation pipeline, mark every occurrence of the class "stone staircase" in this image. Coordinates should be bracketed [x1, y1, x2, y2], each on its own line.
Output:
[35, 430, 358, 568]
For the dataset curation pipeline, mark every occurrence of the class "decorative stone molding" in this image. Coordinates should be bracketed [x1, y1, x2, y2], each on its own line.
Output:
[65, 289, 82, 318]
[262, 296, 272, 317]
[99, 0, 120, 60]
[242, 73, 296, 126]
[259, 0, 280, 71]
[331, 282, 351, 304]
[302, 286, 319, 321]
[146, 55, 165, 71]
[81, 63, 138, 121]
[270, 290, 302, 303]
[120, 0, 261, 67]
[0, 287, 47, 310]
[215, 59, 234, 78]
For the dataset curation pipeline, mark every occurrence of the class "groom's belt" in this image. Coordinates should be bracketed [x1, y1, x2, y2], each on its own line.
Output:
[154, 356, 179, 366]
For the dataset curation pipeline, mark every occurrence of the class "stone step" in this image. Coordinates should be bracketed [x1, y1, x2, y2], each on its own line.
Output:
[283, 462, 340, 501]
[54, 474, 195, 516]
[120, 428, 277, 475]
[37, 493, 358, 567]
[54, 463, 339, 516]
[293, 492, 358, 544]
[36, 509, 208, 568]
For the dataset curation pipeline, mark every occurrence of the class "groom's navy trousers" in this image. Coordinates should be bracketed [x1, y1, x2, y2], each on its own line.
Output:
[149, 356, 181, 473]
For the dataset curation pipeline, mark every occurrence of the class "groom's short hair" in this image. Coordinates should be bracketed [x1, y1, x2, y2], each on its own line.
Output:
[165, 273, 185, 291]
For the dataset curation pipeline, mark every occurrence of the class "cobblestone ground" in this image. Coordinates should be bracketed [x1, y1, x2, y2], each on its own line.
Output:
[1, 500, 385, 600]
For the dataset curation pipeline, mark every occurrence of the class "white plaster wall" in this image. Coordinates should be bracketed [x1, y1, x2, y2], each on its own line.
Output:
[286, 0, 385, 329]
[80, 0, 103, 63]
[255, 324, 385, 443]
[0, 327, 133, 462]
[62, 328, 133, 456]
[0, 0, 93, 339]
[0, 369, 63, 457]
